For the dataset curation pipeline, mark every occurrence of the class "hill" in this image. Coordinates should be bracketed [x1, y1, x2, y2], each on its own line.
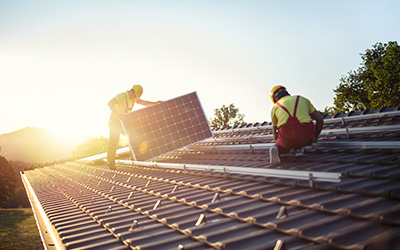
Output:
[0, 127, 77, 163]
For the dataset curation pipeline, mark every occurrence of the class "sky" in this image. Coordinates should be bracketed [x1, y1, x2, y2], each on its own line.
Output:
[1, 0, 399, 141]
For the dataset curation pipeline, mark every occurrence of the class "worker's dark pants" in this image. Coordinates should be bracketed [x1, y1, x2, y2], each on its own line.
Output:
[107, 117, 123, 166]
[276, 121, 315, 154]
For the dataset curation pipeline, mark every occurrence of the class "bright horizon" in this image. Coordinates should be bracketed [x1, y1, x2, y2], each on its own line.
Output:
[1, 0, 400, 142]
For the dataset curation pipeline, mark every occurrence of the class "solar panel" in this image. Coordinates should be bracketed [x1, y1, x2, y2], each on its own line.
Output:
[121, 92, 213, 161]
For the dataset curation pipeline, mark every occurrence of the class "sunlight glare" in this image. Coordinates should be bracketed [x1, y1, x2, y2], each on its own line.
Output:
[49, 128, 88, 147]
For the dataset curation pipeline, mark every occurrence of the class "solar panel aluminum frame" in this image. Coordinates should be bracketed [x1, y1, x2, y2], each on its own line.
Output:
[121, 91, 213, 161]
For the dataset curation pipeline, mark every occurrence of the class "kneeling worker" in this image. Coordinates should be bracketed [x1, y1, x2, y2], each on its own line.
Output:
[269, 85, 323, 165]
[107, 85, 161, 170]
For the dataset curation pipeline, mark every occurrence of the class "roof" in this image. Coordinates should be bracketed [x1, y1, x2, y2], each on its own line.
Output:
[22, 106, 400, 250]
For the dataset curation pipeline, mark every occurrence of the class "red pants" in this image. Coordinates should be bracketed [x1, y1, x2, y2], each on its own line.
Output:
[276, 121, 315, 154]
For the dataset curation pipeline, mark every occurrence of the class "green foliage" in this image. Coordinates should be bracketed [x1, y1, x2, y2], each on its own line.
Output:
[321, 106, 337, 116]
[330, 41, 400, 113]
[72, 136, 108, 159]
[210, 104, 247, 129]
[0, 156, 17, 204]
[0, 208, 43, 250]
[1, 161, 33, 208]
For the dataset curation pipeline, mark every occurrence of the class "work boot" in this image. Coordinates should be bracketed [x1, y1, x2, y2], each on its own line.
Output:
[269, 145, 281, 165]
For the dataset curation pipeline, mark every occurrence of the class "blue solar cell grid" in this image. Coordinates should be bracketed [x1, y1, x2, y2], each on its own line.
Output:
[122, 92, 213, 161]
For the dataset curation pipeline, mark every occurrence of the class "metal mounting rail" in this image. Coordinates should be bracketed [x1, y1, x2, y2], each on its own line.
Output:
[314, 141, 400, 149]
[320, 124, 400, 135]
[205, 124, 400, 144]
[187, 143, 274, 151]
[76, 124, 399, 163]
[188, 140, 400, 151]
[207, 124, 400, 143]
[322, 110, 400, 124]
[117, 160, 342, 183]
[208, 124, 400, 142]
[212, 110, 400, 134]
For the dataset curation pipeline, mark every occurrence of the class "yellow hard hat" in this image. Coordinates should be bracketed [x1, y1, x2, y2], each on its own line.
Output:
[132, 85, 143, 99]
[270, 85, 286, 103]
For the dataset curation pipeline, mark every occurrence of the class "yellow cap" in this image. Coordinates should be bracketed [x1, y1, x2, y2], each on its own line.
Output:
[132, 85, 143, 99]
[270, 85, 286, 103]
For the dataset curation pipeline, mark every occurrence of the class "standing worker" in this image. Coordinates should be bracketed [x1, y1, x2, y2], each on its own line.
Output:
[269, 85, 323, 165]
[107, 85, 161, 170]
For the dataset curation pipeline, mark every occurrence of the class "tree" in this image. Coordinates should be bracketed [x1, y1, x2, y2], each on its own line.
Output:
[210, 104, 247, 129]
[330, 41, 400, 113]
[0, 156, 17, 204]
[72, 136, 109, 159]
